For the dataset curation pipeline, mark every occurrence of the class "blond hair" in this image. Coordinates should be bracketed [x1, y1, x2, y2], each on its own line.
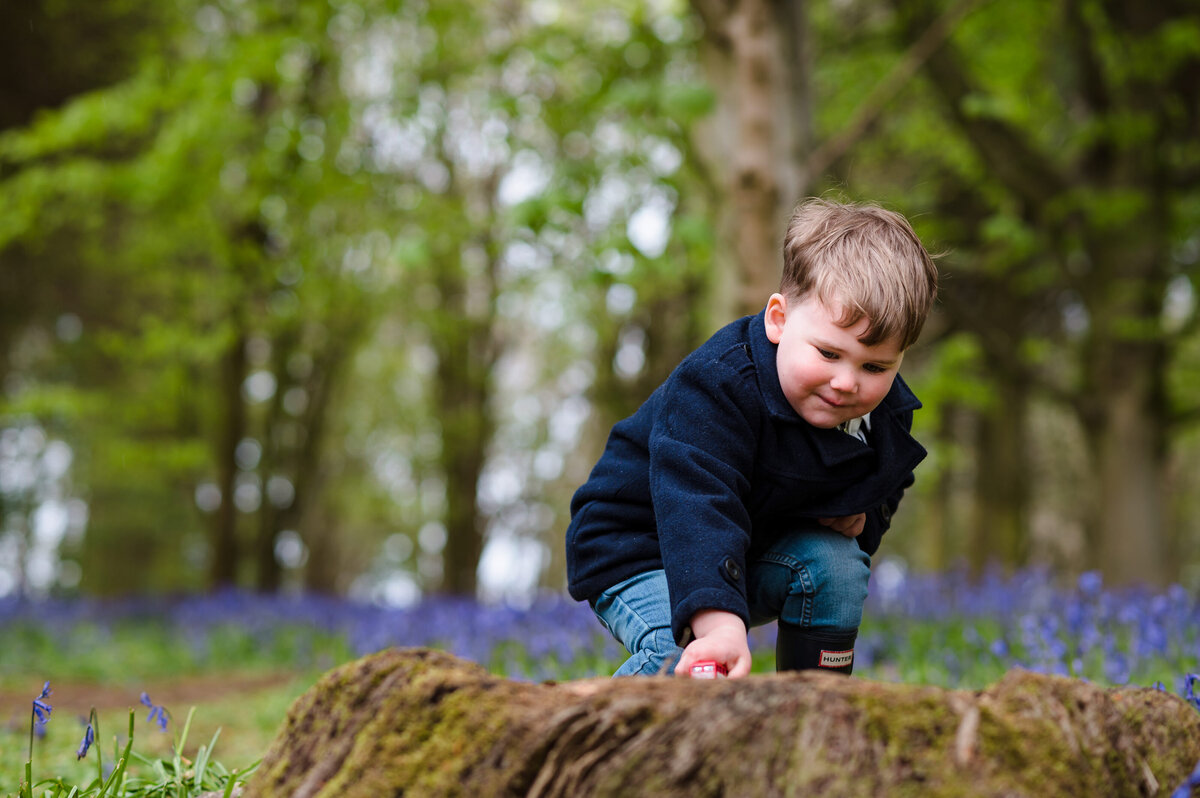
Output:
[781, 198, 938, 350]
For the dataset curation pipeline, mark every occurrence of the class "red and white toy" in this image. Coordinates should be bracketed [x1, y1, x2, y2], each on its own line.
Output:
[689, 660, 728, 679]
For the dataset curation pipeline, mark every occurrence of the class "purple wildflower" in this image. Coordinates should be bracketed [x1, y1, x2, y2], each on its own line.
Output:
[75, 722, 95, 759]
[140, 692, 169, 731]
[1172, 757, 1200, 798]
[1077, 571, 1103, 597]
[28, 681, 52, 761]
[1185, 674, 1200, 712]
[32, 682, 52, 725]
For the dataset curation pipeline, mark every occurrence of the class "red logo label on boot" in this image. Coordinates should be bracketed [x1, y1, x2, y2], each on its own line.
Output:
[819, 649, 853, 668]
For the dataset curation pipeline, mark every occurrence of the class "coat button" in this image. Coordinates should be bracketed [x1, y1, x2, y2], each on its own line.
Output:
[723, 557, 743, 582]
[880, 504, 892, 523]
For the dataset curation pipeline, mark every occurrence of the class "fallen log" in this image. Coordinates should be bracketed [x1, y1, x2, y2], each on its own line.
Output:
[245, 647, 1200, 797]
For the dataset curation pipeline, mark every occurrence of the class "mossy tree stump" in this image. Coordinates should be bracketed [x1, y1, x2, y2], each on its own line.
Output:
[245, 648, 1200, 797]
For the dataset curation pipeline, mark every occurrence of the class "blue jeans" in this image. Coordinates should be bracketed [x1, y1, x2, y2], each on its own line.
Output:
[591, 528, 871, 676]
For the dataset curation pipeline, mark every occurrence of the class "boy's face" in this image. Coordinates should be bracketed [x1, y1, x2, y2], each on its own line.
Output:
[764, 293, 904, 429]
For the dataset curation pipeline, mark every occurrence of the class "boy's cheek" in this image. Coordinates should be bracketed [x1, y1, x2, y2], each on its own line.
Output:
[862, 374, 900, 408]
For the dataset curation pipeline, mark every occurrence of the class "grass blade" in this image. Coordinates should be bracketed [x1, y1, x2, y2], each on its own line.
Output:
[175, 706, 196, 761]
[193, 727, 221, 789]
[172, 705, 196, 796]
[97, 710, 136, 798]
[221, 768, 240, 798]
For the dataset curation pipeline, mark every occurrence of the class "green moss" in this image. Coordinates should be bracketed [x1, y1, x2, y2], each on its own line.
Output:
[246, 652, 1200, 798]
[309, 655, 511, 795]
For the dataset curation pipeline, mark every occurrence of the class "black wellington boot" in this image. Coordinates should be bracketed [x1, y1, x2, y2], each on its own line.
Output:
[775, 622, 857, 674]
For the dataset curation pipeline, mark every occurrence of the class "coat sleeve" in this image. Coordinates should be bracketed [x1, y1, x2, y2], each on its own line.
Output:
[857, 472, 912, 556]
[648, 353, 761, 644]
[857, 406, 917, 557]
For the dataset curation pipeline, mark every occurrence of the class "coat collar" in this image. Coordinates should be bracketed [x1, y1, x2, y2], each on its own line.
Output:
[746, 306, 924, 468]
[748, 307, 799, 422]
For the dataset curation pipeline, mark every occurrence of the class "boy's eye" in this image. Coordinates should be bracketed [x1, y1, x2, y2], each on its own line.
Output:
[864, 363, 887, 374]
[817, 348, 837, 360]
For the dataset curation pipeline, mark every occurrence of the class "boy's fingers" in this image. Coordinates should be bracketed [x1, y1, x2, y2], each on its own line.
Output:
[727, 656, 752, 679]
[820, 513, 866, 537]
[673, 642, 706, 675]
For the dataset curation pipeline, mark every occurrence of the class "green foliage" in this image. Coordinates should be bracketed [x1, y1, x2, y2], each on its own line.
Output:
[13, 705, 257, 798]
[0, 0, 399, 594]
[0, 0, 720, 599]
[810, 0, 1200, 576]
[908, 333, 994, 412]
[5, 0, 1200, 595]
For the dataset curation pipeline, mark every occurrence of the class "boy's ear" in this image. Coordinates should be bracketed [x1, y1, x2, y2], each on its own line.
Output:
[764, 293, 787, 344]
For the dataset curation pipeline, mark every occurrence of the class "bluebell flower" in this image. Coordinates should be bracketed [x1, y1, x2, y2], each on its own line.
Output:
[1184, 674, 1200, 712]
[1078, 571, 1103, 597]
[1103, 650, 1131, 685]
[1171, 756, 1200, 798]
[76, 722, 95, 759]
[140, 692, 169, 731]
[32, 682, 52, 725]
[28, 681, 52, 760]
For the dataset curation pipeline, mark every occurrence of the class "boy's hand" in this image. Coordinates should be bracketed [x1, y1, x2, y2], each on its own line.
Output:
[674, 609, 752, 679]
[818, 512, 866, 538]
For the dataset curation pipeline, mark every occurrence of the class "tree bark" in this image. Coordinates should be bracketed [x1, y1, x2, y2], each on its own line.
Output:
[970, 379, 1031, 575]
[1071, 215, 1172, 582]
[690, 0, 806, 318]
[1095, 389, 1168, 583]
[212, 325, 247, 589]
[1080, 360, 1169, 583]
[919, 405, 957, 570]
[725, 0, 783, 315]
[257, 324, 360, 594]
[246, 648, 1200, 798]
[688, 0, 979, 320]
[430, 214, 500, 597]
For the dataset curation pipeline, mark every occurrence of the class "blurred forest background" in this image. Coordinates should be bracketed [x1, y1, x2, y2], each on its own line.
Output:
[1, 0, 1198, 604]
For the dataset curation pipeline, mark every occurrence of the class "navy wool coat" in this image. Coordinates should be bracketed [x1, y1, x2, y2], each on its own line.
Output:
[565, 309, 928, 643]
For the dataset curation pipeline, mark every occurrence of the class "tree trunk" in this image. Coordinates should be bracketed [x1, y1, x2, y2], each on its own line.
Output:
[260, 327, 358, 594]
[1075, 230, 1171, 584]
[690, 0, 809, 318]
[246, 648, 1200, 798]
[253, 334, 291, 594]
[920, 402, 966, 571]
[303, 505, 344, 594]
[1083, 373, 1169, 584]
[438, 411, 488, 594]
[431, 241, 498, 596]
[726, 0, 781, 315]
[969, 380, 1031, 576]
[211, 327, 247, 589]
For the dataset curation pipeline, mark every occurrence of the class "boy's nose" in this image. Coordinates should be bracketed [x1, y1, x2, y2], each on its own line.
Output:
[830, 369, 858, 393]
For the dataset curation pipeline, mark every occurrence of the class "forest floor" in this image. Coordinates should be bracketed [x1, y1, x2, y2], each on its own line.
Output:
[0, 669, 313, 791]
[0, 671, 296, 731]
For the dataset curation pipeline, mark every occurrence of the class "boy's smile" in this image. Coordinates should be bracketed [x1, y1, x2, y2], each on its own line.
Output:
[764, 293, 904, 429]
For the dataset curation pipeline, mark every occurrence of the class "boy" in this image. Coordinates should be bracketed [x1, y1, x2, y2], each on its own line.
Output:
[565, 198, 938, 678]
